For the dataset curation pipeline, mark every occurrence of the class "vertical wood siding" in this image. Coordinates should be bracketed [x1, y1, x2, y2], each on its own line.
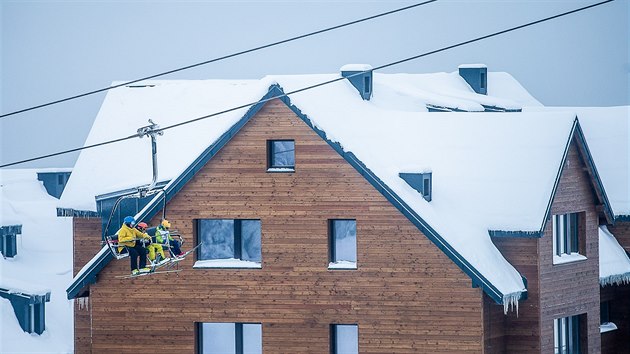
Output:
[78, 99, 486, 353]
[488, 139, 603, 353]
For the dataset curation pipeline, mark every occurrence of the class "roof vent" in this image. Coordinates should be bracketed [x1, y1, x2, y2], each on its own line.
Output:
[340, 64, 373, 100]
[399, 172, 432, 202]
[458, 64, 487, 95]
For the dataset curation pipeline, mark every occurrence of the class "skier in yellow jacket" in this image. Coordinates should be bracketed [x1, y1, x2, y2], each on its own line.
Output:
[117, 216, 152, 275]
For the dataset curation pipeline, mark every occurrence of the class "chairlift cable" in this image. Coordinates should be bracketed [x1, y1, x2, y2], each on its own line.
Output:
[0, 0, 438, 119]
[0, 0, 614, 169]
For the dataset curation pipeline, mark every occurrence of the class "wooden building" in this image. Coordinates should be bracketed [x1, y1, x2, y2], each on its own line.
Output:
[63, 69, 630, 353]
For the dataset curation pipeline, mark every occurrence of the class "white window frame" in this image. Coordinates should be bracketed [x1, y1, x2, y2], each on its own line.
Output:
[554, 315, 580, 354]
[552, 213, 586, 264]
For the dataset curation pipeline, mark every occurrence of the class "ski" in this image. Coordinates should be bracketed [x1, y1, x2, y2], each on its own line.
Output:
[115, 269, 180, 279]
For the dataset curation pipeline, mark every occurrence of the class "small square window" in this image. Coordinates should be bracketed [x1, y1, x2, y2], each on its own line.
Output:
[197, 322, 262, 354]
[267, 140, 295, 172]
[330, 324, 358, 354]
[329, 220, 357, 269]
[195, 219, 262, 268]
[552, 212, 586, 264]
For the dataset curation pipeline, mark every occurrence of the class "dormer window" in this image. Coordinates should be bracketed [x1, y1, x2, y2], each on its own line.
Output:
[267, 140, 295, 172]
[399, 172, 432, 202]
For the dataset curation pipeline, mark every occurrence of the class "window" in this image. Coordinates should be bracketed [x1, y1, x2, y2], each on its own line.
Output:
[329, 220, 357, 269]
[267, 140, 295, 171]
[197, 322, 261, 354]
[57, 174, 64, 185]
[330, 324, 358, 354]
[363, 76, 371, 94]
[554, 315, 581, 354]
[195, 219, 262, 268]
[480, 72, 486, 90]
[552, 212, 585, 264]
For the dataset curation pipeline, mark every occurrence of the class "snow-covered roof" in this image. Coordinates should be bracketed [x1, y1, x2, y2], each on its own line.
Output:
[0, 169, 73, 352]
[65, 70, 583, 306]
[599, 226, 630, 286]
[524, 106, 629, 217]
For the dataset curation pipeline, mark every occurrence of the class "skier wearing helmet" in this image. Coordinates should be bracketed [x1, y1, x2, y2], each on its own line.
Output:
[137, 222, 168, 265]
[156, 219, 184, 257]
[117, 216, 152, 275]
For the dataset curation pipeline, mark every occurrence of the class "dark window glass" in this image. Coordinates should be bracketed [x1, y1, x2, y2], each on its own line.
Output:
[198, 220, 261, 262]
[269, 140, 295, 169]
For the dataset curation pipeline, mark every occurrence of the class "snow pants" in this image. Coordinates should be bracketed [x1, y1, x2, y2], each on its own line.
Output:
[128, 243, 147, 271]
[169, 239, 183, 256]
[147, 243, 166, 261]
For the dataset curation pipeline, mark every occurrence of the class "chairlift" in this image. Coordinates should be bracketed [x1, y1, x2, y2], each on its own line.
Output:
[103, 119, 166, 260]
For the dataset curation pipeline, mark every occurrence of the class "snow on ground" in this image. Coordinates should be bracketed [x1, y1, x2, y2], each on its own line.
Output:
[0, 169, 73, 353]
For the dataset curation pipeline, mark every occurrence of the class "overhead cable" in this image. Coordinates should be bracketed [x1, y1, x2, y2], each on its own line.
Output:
[0, 0, 438, 119]
[0, 0, 614, 168]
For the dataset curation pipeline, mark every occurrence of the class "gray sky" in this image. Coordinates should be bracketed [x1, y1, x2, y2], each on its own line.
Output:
[1, 0, 628, 168]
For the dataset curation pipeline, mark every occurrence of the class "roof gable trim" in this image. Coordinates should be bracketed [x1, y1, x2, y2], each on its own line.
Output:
[541, 118, 614, 231]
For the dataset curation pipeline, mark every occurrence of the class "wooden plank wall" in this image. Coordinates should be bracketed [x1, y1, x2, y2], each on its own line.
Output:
[73, 217, 102, 354]
[487, 139, 604, 353]
[489, 237, 541, 352]
[538, 140, 602, 353]
[609, 221, 630, 253]
[82, 99, 486, 353]
[600, 284, 630, 353]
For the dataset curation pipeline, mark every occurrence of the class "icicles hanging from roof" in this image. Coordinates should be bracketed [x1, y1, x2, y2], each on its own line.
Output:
[502, 291, 523, 315]
[600, 273, 630, 287]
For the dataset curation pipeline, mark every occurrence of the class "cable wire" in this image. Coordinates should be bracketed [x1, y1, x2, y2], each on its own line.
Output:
[0, 0, 614, 168]
[0, 0, 438, 119]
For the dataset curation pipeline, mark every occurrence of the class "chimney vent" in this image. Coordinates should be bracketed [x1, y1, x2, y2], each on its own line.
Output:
[340, 64, 373, 100]
[458, 64, 487, 95]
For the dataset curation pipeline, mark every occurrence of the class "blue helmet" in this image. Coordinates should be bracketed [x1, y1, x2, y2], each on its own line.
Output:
[123, 216, 135, 225]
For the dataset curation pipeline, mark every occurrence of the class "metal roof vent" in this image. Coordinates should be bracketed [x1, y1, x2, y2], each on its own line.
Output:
[458, 64, 487, 95]
[340, 64, 373, 100]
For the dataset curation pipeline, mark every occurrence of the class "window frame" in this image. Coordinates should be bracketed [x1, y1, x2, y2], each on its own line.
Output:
[330, 324, 359, 354]
[196, 322, 262, 354]
[554, 315, 580, 354]
[194, 219, 262, 269]
[328, 219, 357, 270]
[267, 139, 295, 172]
[552, 212, 586, 264]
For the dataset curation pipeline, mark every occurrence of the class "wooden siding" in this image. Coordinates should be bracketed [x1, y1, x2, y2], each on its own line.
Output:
[489, 237, 541, 352]
[600, 284, 630, 354]
[77, 99, 486, 353]
[488, 139, 603, 353]
[609, 221, 630, 253]
[72, 217, 102, 354]
[540, 140, 602, 353]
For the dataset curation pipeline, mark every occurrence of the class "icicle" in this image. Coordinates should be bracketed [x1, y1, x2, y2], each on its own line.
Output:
[600, 273, 630, 287]
[56, 207, 99, 218]
[76, 297, 89, 310]
[502, 291, 523, 316]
